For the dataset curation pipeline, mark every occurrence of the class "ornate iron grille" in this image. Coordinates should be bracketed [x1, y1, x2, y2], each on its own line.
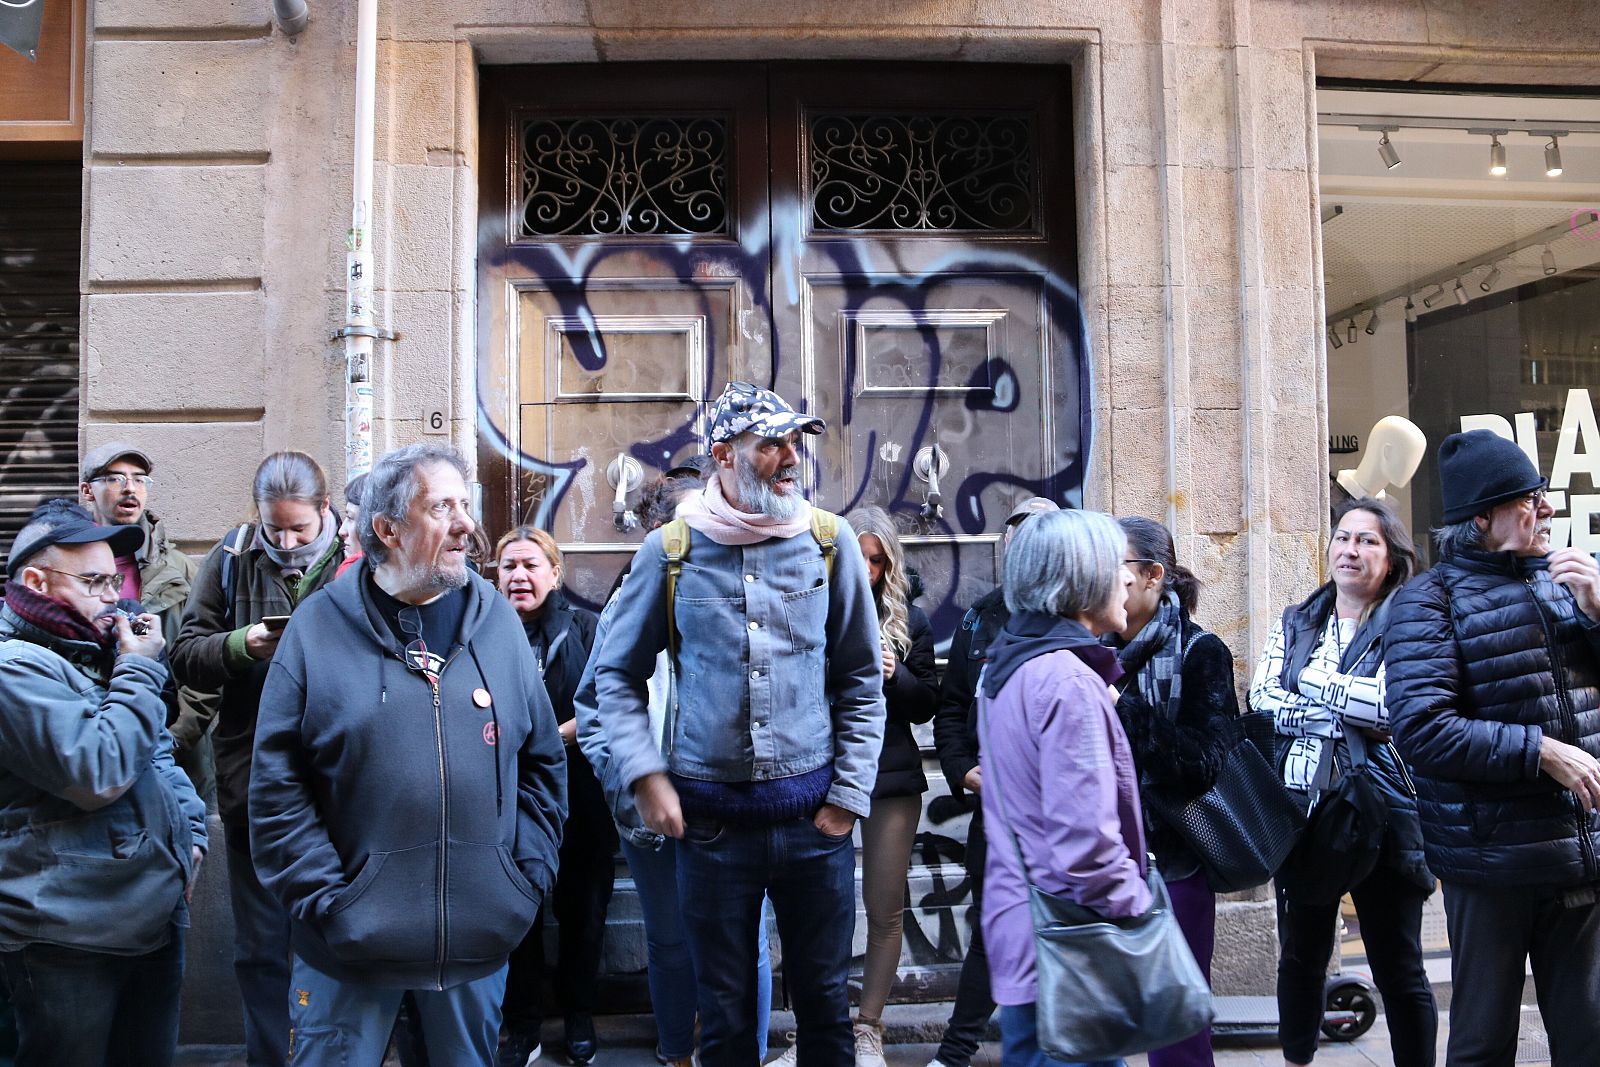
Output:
[809, 113, 1037, 232]
[517, 116, 730, 238]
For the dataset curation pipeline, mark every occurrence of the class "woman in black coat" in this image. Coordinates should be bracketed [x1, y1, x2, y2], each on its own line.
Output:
[843, 506, 938, 1067]
[1107, 516, 1238, 1067]
[1249, 498, 1435, 1067]
[494, 526, 606, 1067]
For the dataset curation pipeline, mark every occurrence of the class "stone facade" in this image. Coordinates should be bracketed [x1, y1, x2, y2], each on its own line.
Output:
[75, 0, 1600, 1041]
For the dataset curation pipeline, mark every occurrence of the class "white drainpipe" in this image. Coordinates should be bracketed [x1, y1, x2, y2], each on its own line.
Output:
[340, 0, 380, 479]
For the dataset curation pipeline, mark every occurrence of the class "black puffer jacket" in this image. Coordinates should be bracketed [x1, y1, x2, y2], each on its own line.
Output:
[872, 603, 937, 798]
[1386, 549, 1600, 889]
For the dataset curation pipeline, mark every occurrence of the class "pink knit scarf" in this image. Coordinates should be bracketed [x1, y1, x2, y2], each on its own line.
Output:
[676, 475, 812, 546]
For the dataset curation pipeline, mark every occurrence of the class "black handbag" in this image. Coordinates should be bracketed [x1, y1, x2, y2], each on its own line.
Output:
[1275, 730, 1389, 905]
[1143, 711, 1308, 893]
[979, 699, 1213, 1060]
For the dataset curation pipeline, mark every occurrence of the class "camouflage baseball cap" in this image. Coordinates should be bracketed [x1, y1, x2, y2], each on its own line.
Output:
[707, 381, 826, 445]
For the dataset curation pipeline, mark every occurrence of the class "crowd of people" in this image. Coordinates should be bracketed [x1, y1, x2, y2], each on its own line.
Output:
[0, 383, 1597, 1067]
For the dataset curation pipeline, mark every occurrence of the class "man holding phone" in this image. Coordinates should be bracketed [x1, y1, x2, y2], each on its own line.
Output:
[172, 452, 344, 1067]
[0, 500, 206, 1065]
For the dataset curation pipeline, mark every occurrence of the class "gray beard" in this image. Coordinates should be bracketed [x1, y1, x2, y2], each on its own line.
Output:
[395, 559, 470, 598]
[735, 458, 805, 520]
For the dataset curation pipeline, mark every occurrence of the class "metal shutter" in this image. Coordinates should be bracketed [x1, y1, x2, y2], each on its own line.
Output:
[0, 162, 81, 559]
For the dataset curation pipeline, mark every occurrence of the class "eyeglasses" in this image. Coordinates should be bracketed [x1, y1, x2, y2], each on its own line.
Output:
[1517, 489, 1548, 510]
[90, 473, 153, 490]
[1124, 557, 1157, 567]
[44, 568, 121, 597]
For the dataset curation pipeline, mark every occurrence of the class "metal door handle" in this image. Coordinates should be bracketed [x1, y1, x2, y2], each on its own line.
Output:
[607, 454, 643, 532]
[913, 444, 948, 521]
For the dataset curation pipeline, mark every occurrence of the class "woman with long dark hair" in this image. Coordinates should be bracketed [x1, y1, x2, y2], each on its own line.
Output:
[1107, 517, 1237, 1067]
[1249, 497, 1437, 1067]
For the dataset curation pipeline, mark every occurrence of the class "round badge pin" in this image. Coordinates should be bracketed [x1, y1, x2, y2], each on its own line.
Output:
[472, 688, 492, 708]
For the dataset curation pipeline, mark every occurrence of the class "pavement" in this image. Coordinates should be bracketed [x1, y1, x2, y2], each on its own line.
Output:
[178, 889, 1560, 1066]
[177, 1003, 1562, 1067]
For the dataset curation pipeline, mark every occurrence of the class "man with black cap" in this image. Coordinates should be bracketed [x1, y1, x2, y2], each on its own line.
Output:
[0, 500, 206, 1066]
[79, 441, 216, 804]
[591, 382, 885, 1067]
[1386, 428, 1600, 1067]
[927, 494, 1059, 1067]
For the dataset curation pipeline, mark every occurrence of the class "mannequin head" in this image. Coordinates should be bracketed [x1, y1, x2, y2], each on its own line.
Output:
[1338, 416, 1427, 499]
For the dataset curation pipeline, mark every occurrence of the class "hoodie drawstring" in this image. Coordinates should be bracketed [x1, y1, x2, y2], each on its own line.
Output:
[467, 643, 503, 817]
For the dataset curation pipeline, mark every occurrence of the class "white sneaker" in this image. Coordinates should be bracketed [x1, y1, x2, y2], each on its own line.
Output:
[768, 1032, 799, 1065]
[852, 1022, 886, 1067]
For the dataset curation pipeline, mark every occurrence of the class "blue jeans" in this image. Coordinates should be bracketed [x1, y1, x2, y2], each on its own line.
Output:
[224, 818, 292, 1067]
[677, 815, 855, 1067]
[0, 926, 185, 1067]
[999, 1004, 1123, 1067]
[288, 955, 507, 1066]
[622, 835, 773, 1060]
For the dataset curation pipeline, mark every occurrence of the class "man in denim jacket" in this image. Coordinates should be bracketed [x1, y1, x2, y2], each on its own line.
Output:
[593, 382, 885, 1067]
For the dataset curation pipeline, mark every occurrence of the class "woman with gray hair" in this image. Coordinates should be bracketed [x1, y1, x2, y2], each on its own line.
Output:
[977, 509, 1146, 1067]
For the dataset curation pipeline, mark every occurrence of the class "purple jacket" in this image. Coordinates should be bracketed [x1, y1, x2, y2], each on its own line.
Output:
[979, 646, 1152, 1005]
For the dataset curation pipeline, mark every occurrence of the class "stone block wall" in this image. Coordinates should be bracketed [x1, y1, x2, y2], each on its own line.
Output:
[79, 0, 1600, 1038]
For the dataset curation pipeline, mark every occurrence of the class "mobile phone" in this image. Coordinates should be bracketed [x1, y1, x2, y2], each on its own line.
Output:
[262, 615, 292, 632]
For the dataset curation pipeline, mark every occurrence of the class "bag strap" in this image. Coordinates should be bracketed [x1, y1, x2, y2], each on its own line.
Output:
[975, 683, 1041, 888]
[220, 523, 251, 630]
[810, 508, 839, 581]
[661, 518, 691, 667]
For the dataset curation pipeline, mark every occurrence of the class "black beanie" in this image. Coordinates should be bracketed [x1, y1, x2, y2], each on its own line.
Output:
[1438, 429, 1546, 524]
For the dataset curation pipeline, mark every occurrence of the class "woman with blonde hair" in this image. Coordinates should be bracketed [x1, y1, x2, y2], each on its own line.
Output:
[841, 506, 938, 1067]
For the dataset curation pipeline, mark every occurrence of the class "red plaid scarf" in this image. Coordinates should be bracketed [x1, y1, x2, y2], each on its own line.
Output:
[4, 580, 116, 652]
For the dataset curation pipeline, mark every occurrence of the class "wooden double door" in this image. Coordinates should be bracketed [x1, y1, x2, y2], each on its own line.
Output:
[477, 62, 1083, 636]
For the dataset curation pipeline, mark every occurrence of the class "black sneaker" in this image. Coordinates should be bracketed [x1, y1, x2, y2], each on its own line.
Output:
[498, 1031, 542, 1067]
[565, 1014, 598, 1066]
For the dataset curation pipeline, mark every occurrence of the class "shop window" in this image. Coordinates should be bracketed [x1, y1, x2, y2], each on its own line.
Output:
[1318, 86, 1600, 558]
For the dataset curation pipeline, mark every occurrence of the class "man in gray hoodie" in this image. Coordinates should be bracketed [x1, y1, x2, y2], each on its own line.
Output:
[250, 444, 567, 1065]
[0, 500, 206, 1067]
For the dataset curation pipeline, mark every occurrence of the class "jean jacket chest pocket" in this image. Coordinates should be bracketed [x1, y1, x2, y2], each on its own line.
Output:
[780, 584, 828, 652]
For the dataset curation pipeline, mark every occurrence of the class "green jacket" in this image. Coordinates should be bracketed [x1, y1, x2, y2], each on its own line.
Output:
[135, 512, 215, 752]
[171, 524, 343, 824]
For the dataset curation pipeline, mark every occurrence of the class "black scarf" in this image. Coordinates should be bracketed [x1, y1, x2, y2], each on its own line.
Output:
[981, 610, 1123, 698]
[1110, 590, 1185, 718]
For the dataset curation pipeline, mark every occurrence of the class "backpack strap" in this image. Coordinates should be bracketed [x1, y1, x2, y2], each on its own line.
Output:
[660, 518, 691, 665]
[809, 508, 839, 581]
[219, 523, 252, 630]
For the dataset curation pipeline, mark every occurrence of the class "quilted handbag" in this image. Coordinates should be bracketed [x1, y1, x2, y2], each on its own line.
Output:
[1143, 711, 1308, 893]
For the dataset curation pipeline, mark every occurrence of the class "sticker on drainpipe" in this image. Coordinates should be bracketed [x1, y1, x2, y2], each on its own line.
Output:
[424, 409, 448, 435]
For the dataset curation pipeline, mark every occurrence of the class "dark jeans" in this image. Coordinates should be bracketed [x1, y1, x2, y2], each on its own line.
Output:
[1276, 862, 1436, 1066]
[677, 814, 855, 1067]
[998, 1003, 1122, 1067]
[0, 926, 185, 1067]
[502, 760, 617, 1034]
[936, 810, 995, 1067]
[1441, 880, 1600, 1067]
[224, 818, 292, 1067]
